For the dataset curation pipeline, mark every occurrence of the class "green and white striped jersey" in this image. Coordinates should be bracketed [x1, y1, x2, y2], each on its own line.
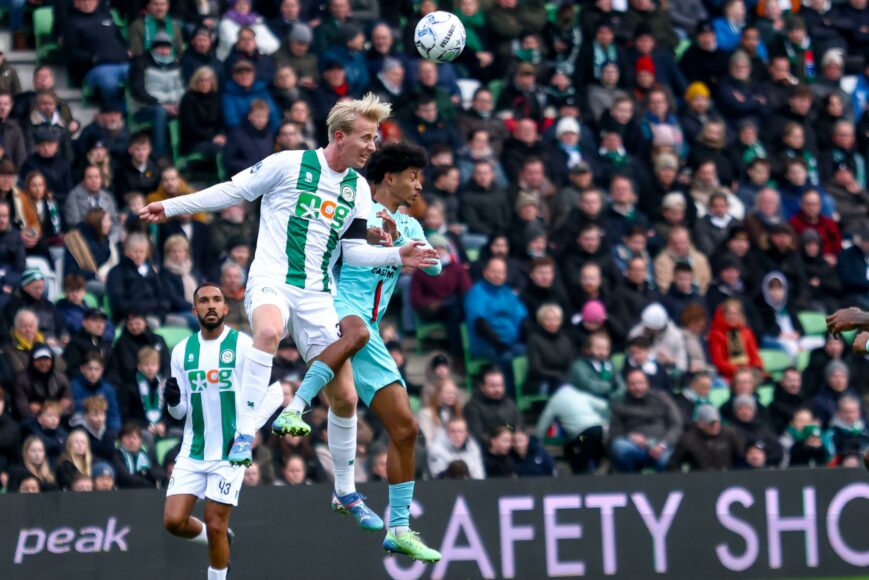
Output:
[170, 327, 252, 462]
[232, 148, 372, 294]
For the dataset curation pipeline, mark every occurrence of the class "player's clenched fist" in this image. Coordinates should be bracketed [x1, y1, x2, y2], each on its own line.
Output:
[164, 377, 181, 407]
[139, 201, 168, 223]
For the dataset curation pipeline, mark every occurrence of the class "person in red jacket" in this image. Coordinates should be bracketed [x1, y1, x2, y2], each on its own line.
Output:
[789, 189, 842, 264]
[709, 298, 764, 382]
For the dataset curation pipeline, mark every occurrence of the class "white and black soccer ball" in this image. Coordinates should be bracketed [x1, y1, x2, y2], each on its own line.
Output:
[414, 11, 466, 64]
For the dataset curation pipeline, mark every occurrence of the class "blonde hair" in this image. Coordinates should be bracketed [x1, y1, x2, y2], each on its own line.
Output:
[59, 429, 93, 478]
[536, 303, 563, 325]
[163, 233, 190, 256]
[188, 66, 217, 92]
[326, 93, 392, 143]
[22, 436, 55, 484]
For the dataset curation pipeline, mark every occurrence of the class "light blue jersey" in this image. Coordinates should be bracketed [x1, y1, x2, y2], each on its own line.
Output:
[335, 202, 433, 325]
[335, 201, 441, 405]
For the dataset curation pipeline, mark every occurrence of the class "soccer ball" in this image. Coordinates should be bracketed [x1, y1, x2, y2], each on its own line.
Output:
[414, 11, 466, 64]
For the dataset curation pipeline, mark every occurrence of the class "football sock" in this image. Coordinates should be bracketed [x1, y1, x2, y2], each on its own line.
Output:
[328, 409, 357, 496]
[288, 361, 334, 413]
[207, 567, 227, 580]
[235, 348, 273, 435]
[188, 518, 208, 545]
[389, 481, 415, 534]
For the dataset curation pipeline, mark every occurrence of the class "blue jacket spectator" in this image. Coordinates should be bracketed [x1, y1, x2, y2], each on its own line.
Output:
[512, 432, 556, 477]
[71, 354, 121, 433]
[222, 61, 280, 131]
[465, 256, 528, 359]
[321, 24, 369, 95]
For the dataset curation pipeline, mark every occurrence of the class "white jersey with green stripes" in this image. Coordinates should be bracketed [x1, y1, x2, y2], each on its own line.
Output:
[170, 326, 252, 462]
[231, 148, 372, 294]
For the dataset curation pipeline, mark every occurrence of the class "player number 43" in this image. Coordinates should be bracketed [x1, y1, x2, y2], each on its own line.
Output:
[218, 481, 232, 496]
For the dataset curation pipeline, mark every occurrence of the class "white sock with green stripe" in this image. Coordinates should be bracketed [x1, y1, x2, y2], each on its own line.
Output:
[328, 409, 357, 496]
[207, 567, 227, 580]
[236, 348, 274, 436]
[189, 518, 208, 545]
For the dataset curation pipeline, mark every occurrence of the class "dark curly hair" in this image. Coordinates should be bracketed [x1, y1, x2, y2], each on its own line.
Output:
[366, 142, 428, 185]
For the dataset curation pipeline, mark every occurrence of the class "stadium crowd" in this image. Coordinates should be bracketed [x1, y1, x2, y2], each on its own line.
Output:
[1, 0, 869, 493]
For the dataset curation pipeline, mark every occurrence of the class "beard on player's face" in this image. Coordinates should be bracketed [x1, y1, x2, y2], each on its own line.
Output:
[198, 313, 226, 331]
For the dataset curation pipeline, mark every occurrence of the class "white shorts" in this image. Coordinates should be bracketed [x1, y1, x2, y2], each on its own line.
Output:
[244, 282, 340, 362]
[166, 456, 245, 506]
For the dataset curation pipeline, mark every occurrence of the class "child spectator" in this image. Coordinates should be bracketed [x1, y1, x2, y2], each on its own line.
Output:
[113, 422, 163, 488]
[511, 430, 555, 477]
[20, 400, 67, 464]
[417, 380, 464, 446]
[427, 417, 485, 480]
[622, 335, 672, 393]
[55, 429, 92, 490]
[119, 347, 168, 437]
[9, 436, 57, 492]
[71, 353, 121, 433]
[526, 304, 574, 396]
[69, 395, 117, 462]
[680, 304, 711, 374]
[780, 408, 828, 467]
[483, 426, 517, 478]
[823, 396, 869, 468]
[222, 99, 275, 176]
[93, 462, 116, 491]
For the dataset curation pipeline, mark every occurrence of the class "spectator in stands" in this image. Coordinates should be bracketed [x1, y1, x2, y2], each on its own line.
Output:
[673, 369, 713, 426]
[180, 26, 224, 88]
[837, 225, 869, 308]
[119, 347, 169, 436]
[629, 302, 688, 374]
[65, 0, 130, 108]
[19, 126, 73, 203]
[148, 166, 207, 223]
[602, 175, 650, 247]
[661, 263, 705, 324]
[418, 379, 464, 445]
[63, 308, 112, 372]
[5, 269, 67, 345]
[511, 429, 555, 477]
[71, 353, 121, 433]
[459, 160, 510, 245]
[110, 308, 171, 386]
[20, 399, 67, 463]
[9, 436, 56, 492]
[0, 160, 21, 226]
[464, 367, 521, 443]
[789, 190, 842, 265]
[813, 360, 862, 428]
[224, 59, 280, 134]
[500, 118, 546, 183]
[276, 23, 318, 90]
[113, 421, 163, 488]
[218, 0, 280, 63]
[269, 64, 303, 114]
[93, 461, 116, 490]
[458, 89, 509, 155]
[622, 333, 672, 392]
[321, 24, 368, 95]
[401, 96, 462, 153]
[728, 395, 784, 466]
[159, 235, 200, 330]
[55, 428, 92, 490]
[569, 331, 623, 400]
[223, 99, 276, 177]
[0, 385, 18, 483]
[224, 26, 278, 86]
[113, 132, 161, 200]
[179, 66, 225, 161]
[560, 223, 621, 295]
[276, 454, 312, 485]
[0, 92, 25, 169]
[526, 304, 573, 396]
[780, 407, 828, 467]
[107, 233, 168, 324]
[769, 368, 807, 434]
[680, 20, 729, 91]
[128, 32, 185, 162]
[823, 396, 869, 468]
[668, 404, 744, 471]
[63, 209, 115, 293]
[680, 304, 711, 374]
[218, 261, 249, 334]
[22, 90, 74, 163]
[609, 367, 682, 473]
[464, 257, 528, 387]
[69, 395, 116, 462]
[756, 271, 819, 361]
[0, 198, 25, 293]
[427, 417, 485, 480]
[483, 425, 517, 478]
[575, 19, 629, 90]
[694, 192, 738, 256]
[12, 342, 69, 418]
[709, 298, 764, 382]
[129, 0, 184, 58]
[17, 171, 64, 263]
[520, 257, 570, 319]
[744, 187, 784, 251]
[706, 255, 760, 330]
[610, 256, 660, 346]
[803, 334, 849, 399]
[64, 166, 120, 240]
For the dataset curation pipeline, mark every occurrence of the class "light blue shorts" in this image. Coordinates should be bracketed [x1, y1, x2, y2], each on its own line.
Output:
[335, 307, 405, 407]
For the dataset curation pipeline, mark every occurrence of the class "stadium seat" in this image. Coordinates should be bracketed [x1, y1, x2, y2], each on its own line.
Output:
[760, 349, 791, 380]
[465, 247, 479, 263]
[512, 355, 546, 412]
[797, 311, 827, 336]
[460, 323, 489, 391]
[111, 8, 127, 39]
[33, 7, 58, 63]
[155, 326, 193, 350]
[155, 437, 179, 465]
[757, 385, 774, 406]
[487, 79, 504, 105]
[611, 352, 625, 374]
[408, 395, 420, 415]
[796, 349, 810, 372]
[414, 315, 446, 354]
[708, 388, 730, 408]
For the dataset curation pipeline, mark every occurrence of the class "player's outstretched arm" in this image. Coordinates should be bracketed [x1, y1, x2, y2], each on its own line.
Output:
[139, 181, 248, 223]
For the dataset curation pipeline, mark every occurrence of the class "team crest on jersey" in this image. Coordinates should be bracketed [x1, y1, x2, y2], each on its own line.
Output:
[340, 185, 355, 203]
[221, 350, 235, 364]
[305, 171, 313, 183]
[250, 161, 262, 174]
[261, 287, 277, 295]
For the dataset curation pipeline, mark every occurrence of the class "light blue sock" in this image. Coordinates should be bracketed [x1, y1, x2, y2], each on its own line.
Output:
[389, 481, 415, 530]
[293, 361, 334, 409]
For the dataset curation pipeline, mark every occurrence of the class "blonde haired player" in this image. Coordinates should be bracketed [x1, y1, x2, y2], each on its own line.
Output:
[162, 284, 283, 580]
[141, 94, 437, 531]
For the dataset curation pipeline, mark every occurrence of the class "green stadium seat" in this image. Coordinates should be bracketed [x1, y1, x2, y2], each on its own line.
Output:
[512, 355, 547, 412]
[460, 323, 490, 391]
[487, 80, 504, 106]
[611, 352, 625, 374]
[760, 349, 791, 380]
[797, 311, 827, 336]
[155, 437, 179, 465]
[155, 325, 194, 350]
[796, 349, 810, 372]
[675, 38, 692, 61]
[709, 388, 730, 408]
[33, 7, 59, 62]
[757, 385, 774, 406]
[465, 247, 479, 263]
[414, 315, 446, 353]
[409, 395, 421, 415]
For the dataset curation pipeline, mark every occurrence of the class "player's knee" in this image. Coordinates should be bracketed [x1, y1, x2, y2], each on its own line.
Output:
[204, 511, 228, 537]
[253, 325, 281, 351]
[341, 320, 370, 352]
[393, 416, 419, 449]
[163, 512, 185, 536]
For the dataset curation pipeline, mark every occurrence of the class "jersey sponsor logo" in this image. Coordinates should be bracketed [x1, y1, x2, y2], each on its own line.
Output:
[250, 161, 263, 174]
[220, 350, 235, 364]
[371, 265, 399, 279]
[187, 369, 234, 392]
[295, 192, 351, 230]
[340, 185, 355, 203]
